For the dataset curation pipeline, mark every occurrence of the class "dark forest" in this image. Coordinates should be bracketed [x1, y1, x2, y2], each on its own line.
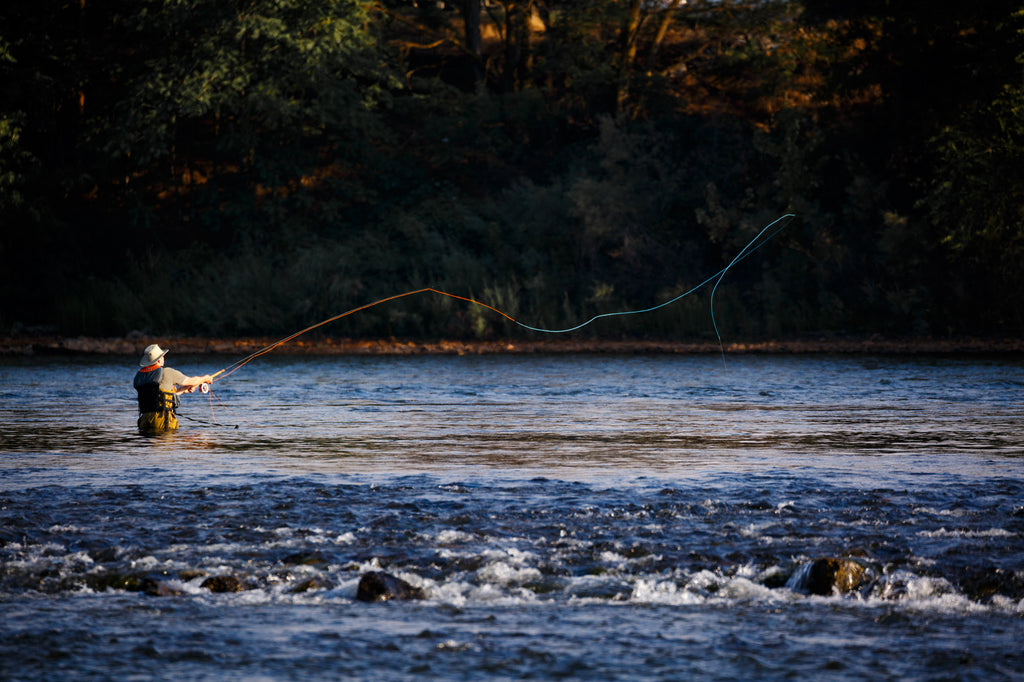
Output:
[2, 0, 1022, 341]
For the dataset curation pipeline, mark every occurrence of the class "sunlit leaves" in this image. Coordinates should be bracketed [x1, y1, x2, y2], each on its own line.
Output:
[0, 115, 36, 210]
[925, 85, 1024, 259]
[106, 0, 396, 171]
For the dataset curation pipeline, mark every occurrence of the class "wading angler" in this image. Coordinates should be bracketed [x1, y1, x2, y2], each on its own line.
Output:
[133, 344, 213, 434]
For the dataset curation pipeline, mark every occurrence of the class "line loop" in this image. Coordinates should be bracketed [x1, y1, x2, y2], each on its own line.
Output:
[212, 214, 795, 381]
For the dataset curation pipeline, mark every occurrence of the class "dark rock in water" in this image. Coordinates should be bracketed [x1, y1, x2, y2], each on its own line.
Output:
[356, 571, 424, 602]
[957, 566, 1024, 603]
[86, 572, 177, 596]
[85, 572, 144, 593]
[201, 575, 246, 593]
[291, 576, 335, 593]
[282, 550, 330, 567]
[86, 545, 120, 563]
[790, 557, 877, 596]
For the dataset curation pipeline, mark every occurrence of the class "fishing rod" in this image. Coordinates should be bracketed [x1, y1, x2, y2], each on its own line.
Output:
[208, 213, 795, 383]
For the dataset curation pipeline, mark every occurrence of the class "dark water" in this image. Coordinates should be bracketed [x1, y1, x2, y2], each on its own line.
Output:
[2, 353, 1023, 680]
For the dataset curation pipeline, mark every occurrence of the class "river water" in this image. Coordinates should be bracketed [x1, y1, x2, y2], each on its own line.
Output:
[2, 352, 1023, 680]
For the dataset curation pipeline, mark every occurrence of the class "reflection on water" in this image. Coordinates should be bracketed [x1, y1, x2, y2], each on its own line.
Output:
[2, 353, 1021, 482]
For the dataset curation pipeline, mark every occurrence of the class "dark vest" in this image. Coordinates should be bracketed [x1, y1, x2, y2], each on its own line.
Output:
[134, 368, 180, 414]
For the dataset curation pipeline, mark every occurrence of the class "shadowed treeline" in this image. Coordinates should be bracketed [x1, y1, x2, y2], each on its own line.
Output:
[1, 0, 1022, 340]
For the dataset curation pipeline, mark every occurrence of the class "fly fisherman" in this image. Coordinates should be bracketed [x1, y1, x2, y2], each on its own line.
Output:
[133, 344, 214, 434]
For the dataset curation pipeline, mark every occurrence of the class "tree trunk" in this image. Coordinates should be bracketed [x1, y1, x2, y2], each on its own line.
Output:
[617, 0, 643, 113]
[621, 0, 642, 68]
[647, 0, 683, 69]
[501, 1, 532, 91]
[461, 0, 484, 87]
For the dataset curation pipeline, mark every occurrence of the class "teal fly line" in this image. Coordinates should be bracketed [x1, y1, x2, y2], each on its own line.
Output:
[513, 213, 795, 337]
[213, 213, 795, 381]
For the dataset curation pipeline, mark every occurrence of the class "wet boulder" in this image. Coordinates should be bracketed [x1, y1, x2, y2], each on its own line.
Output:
[86, 545, 120, 563]
[291, 576, 335, 593]
[957, 566, 1024, 603]
[356, 571, 424, 602]
[281, 550, 331, 567]
[85, 572, 143, 593]
[86, 572, 180, 596]
[789, 557, 878, 596]
[201, 575, 247, 593]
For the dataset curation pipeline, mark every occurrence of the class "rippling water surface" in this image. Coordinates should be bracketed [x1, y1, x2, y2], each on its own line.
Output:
[2, 352, 1023, 680]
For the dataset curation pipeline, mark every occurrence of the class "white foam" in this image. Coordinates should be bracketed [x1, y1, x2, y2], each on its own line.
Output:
[917, 527, 1017, 538]
[480, 546, 537, 565]
[63, 550, 95, 567]
[774, 500, 796, 514]
[597, 550, 629, 567]
[435, 580, 539, 605]
[734, 564, 760, 580]
[719, 576, 774, 601]
[989, 595, 1024, 614]
[911, 507, 966, 517]
[739, 521, 779, 538]
[477, 561, 542, 585]
[352, 557, 384, 572]
[424, 578, 474, 606]
[630, 578, 705, 605]
[47, 523, 85, 532]
[129, 555, 160, 570]
[436, 639, 475, 652]
[900, 575, 955, 601]
[686, 569, 720, 592]
[429, 529, 476, 544]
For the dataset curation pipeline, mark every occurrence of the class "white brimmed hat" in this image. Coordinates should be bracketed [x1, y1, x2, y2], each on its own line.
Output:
[139, 344, 168, 367]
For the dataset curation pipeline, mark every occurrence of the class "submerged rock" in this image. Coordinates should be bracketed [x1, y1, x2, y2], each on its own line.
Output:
[201, 575, 247, 593]
[282, 550, 331, 567]
[86, 572, 178, 596]
[789, 557, 878, 596]
[291, 576, 335, 593]
[356, 571, 424, 602]
[85, 572, 146, 593]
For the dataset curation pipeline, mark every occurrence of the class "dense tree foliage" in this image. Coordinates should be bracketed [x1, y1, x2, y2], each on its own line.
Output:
[1, 0, 1021, 339]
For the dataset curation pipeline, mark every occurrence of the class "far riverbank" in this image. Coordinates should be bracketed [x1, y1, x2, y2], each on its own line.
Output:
[2, 335, 1022, 357]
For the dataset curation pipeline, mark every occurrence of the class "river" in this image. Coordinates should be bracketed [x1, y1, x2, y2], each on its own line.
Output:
[2, 352, 1022, 680]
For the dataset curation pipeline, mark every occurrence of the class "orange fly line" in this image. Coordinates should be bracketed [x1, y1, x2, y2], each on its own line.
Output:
[211, 288, 519, 382]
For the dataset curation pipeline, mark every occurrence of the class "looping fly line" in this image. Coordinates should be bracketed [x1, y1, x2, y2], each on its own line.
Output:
[211, 213, 795, 382]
